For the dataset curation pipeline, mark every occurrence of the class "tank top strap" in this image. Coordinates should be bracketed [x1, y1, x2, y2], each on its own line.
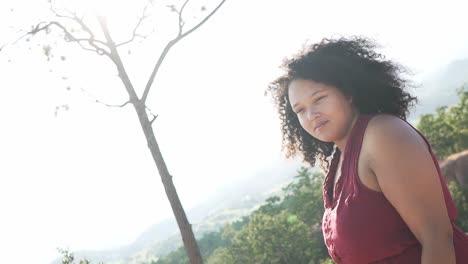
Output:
[344, 113, 376, 157]
[341, 113, 377, 195]
[340, 113, 458, 221]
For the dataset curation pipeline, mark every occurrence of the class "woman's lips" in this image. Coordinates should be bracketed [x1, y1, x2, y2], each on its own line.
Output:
[314, 120, 328, 131]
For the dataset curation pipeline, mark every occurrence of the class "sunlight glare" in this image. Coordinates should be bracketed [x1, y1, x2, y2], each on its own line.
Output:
[61, 0, 144, 35]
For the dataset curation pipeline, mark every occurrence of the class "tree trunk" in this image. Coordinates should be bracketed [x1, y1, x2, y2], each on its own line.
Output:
[133, 102, 203, 264]
[96, 16, 204, 264]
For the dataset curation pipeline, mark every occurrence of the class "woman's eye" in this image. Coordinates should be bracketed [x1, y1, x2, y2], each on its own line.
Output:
[315, 96, 326, 102]
[296, 109, 303, 114]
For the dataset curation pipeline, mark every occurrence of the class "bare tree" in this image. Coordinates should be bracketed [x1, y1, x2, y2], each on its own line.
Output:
[17, 0, 227, 263]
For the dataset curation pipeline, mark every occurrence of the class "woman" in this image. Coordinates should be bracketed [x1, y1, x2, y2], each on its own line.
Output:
[268, 36, 468, 263]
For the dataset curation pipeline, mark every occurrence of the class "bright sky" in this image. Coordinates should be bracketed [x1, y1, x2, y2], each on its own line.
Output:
[1, 0, 468, 263]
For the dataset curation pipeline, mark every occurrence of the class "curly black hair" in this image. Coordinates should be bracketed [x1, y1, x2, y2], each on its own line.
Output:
[268, 36, 418, 170]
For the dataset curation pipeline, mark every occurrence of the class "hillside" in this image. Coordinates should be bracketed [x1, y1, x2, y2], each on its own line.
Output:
[51, 159, 304, 263]
[409, 58, 468, 122]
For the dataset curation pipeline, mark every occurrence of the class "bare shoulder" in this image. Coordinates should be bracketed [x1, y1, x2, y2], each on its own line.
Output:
[361, 116, 454, 249]
[365, 114, 427, 151]
[362, 114, 430, 170]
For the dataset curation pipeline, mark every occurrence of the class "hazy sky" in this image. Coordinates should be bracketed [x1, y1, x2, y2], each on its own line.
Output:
[1, 0, 467, 263]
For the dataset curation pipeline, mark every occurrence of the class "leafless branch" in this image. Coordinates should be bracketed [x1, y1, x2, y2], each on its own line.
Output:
[79, 87, 132, 108]
[150, 114, 159, 125]
[146, 106, 159, 125]
[9, 25, 39, 46]
[50, 5, 109, 47]
[28, 21, 111, 57]
[48, 5, 108, 47]
[97, 16, 141, 103]
[180, 0, 226, 39]
[69, 12, 110, 48]
[140, 40, 175, 103]
[71, 38, 104, 45]
[10, 33, 27, 46]
[140, 0, 227, 103]
[49, 5, 75, 21]
[116, 3, 151, 47]
[177, 0, 190, 35]
[106, 100, 132, 108]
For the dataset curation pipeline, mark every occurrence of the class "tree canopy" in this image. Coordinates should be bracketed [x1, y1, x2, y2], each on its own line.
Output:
[417, 85, 468, 160]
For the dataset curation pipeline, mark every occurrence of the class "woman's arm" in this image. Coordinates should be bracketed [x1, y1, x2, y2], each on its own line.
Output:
[365, 115, 455, 264]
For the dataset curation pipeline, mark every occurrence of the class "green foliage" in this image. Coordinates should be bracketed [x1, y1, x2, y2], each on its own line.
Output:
[153, 248, 188, 264]
[156, 167, 332, 264]
[244, 211, 318, 263]
[57, 248, 99, 264]
[58, 248, 75, 264]
[206, 247, 235, 264]
[281, 167, 325, 226]
[448, 182, 468, 232]
[320, 259, 336, 264]
[155, 231, 230, 264]
[216, 167, 329, 264]
[417, 86, 468, 160]
[417, 85, 468, 232]
[256, 167, 324, 226]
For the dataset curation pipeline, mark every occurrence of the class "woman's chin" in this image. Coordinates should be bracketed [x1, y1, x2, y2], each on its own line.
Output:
[315, 135, 333, 143]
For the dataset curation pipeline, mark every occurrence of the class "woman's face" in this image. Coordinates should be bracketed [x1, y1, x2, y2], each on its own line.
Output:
[288, 79, 357, 145]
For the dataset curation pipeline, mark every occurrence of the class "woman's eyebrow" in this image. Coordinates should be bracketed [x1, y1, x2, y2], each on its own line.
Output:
[292, 89, 324, 109]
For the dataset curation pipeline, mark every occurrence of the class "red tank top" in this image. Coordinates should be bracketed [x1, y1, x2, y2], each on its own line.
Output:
[322, 113, 468, 263]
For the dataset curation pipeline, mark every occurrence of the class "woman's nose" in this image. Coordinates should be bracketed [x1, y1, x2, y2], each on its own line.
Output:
[307, 109, 320, 121]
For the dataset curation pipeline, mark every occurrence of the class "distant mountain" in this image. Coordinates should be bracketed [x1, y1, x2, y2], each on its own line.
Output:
[409, 58, 468, 123]
[51, 158, 305, 264]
